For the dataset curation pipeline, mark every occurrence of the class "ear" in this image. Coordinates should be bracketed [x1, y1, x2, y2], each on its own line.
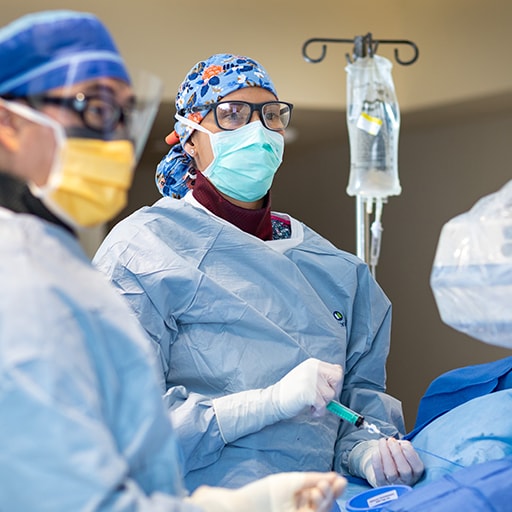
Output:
[0, 105, 22, 152]
[183, 139, 196, 158]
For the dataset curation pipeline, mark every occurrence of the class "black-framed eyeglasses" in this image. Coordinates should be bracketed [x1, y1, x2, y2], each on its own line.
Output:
[23, 92, 135, 135]
[181, 100, 293, 131]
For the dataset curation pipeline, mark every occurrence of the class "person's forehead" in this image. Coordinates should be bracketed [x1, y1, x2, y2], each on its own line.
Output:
[219, 87, 278, 103]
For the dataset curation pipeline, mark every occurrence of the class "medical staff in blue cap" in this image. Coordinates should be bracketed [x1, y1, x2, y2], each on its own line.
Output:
[0, 11, 345, 512]
[94, 53, 424, 492]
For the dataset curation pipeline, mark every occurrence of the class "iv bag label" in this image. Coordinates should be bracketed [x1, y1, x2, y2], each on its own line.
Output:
[356, 112, 383, 136]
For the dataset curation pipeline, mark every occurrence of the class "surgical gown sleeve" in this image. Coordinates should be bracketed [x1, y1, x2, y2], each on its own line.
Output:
[94, 216, 226, 474]
[0, 217, 201, 512]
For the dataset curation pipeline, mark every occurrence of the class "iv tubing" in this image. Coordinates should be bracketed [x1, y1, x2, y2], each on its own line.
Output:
[370, 198, 384, 277]
[355, 196, 368, 262]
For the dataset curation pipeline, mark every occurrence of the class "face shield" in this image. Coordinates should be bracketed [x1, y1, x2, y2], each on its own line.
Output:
[0, 65, 162, 229]
[8, 68, 162, 164]
[128, 70, 163, 161]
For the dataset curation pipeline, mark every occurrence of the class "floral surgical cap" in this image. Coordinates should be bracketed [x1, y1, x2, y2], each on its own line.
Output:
[155, 53, 278, 198]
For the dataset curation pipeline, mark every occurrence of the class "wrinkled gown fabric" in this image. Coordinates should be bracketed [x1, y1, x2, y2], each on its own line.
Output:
[0, 206, 199, 512]
[94, 195, 405, 491]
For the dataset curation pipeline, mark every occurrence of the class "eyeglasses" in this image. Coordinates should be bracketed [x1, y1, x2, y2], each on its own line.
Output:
[25, 92, 135, 135]
[183, 101, 293, 131]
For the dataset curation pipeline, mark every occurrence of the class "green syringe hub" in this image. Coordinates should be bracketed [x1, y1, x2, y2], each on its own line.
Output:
[326, 400, 364, 427]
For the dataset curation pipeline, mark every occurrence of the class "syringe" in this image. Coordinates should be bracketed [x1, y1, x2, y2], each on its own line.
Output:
[327, 400, 465, 469]
[326, 400, 387, 436]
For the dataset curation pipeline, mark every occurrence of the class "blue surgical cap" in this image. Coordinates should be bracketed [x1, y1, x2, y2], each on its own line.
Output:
[0, 10, 130, 96]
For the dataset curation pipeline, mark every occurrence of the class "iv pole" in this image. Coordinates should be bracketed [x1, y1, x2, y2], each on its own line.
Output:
[302, 34, 418, 269]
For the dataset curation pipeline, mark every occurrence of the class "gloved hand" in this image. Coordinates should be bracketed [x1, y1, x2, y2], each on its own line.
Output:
[186, 471, 347, 512]
[271, 358, 343, 419]
[348, 438, 424, 488]
[212, 358, 343, 443]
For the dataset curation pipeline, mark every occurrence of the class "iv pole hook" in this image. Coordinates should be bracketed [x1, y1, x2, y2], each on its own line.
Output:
[301, 37, 355, 63]
[302, 34, 419, 65]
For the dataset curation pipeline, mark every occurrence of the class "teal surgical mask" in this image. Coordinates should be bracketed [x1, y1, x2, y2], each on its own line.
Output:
[176, 114, 284, 202]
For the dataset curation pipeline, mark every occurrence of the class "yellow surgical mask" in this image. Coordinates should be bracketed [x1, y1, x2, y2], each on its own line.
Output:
[44, 137, 135, 228]
[0, 98, 136, 229]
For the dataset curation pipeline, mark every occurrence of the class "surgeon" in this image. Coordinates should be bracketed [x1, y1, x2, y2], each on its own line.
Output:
[0, 11, 346, 512]
[93, 53, 424, 492]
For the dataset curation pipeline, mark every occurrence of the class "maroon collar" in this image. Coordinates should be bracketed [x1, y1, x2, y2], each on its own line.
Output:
[192, 172, 273, 241]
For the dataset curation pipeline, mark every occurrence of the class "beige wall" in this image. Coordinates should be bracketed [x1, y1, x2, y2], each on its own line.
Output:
[3, 0, 512, 111]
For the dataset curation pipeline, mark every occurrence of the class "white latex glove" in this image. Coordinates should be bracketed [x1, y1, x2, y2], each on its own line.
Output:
[186, 471, 347, 512]
[348, 438, 424, 488]
[272, 358, 343, 419]
[212, 358, 342, 443]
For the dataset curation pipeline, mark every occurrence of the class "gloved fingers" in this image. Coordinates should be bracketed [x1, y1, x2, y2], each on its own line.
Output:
[318, 361, 343, 383]
[311, 363, 343, 417]
[376, 438, 425, 486]
[382, 438, 406, 484]
[370, 438, 401, 486]
[331, 473, 347, 499]
[295, 472, 346, 512]
[190, 473, 346, 512]
[274, 358, 320, 419]
[276, 359, 343, 419]
[397, 440, 425, 482]
[387, 438, 424, 485]
[318, 362, 343, 396]
[311, 380, 337, 417]
[370, 445, 387, 486]
[296, 481, 331, 511]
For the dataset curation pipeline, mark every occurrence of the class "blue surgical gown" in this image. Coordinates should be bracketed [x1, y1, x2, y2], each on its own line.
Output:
[93, 194, 405, 491]
[0, 209, 200, 511]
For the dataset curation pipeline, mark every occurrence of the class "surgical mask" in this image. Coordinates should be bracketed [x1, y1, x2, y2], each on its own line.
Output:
[431, 180, 512, 349]
[42, 135, 135, 228]
[176, 114, 284, 202]
[1, 99, 135, 228]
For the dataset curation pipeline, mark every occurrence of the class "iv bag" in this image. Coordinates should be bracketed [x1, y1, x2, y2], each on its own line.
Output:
[346, 55, 401, 198]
